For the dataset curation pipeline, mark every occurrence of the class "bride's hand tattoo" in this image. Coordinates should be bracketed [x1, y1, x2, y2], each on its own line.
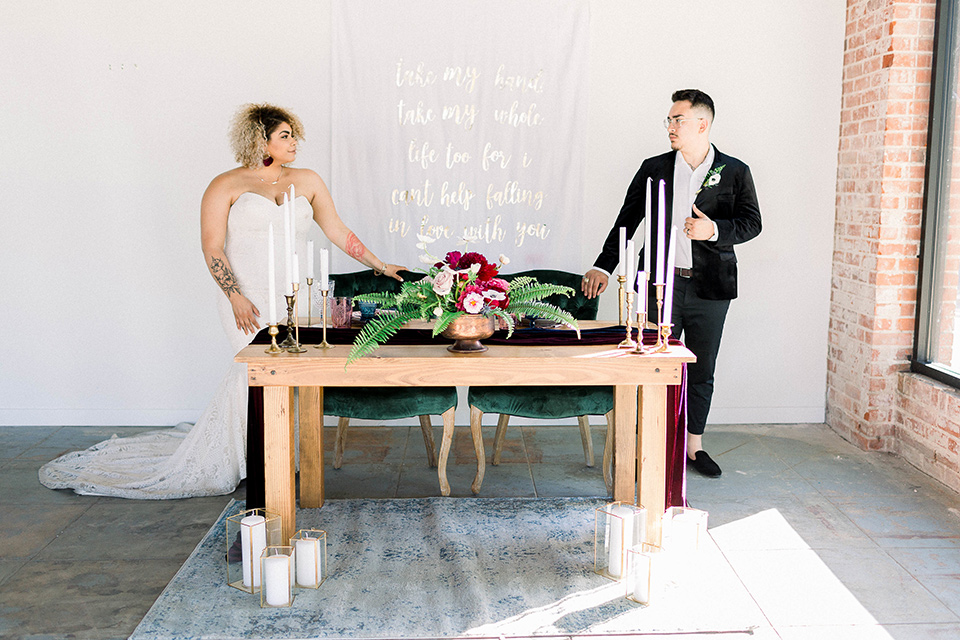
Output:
[345, 232, 366, 261]
[211, 257, 241, 297]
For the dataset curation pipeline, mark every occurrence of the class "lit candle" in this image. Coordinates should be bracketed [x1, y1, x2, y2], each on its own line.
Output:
[295, 538, 320, 587]
[306, 240, 314, 280]
[618, 227, 626, 278]
[262, 554, 291, 606]
[644, 178, 652, 275]
[283, 192, 293, 295]
[663, 226, 677, 326]
[607, 504, 635, 579]
[240, 515, 266, 588]
[267, 224, 277, 325]
[656, 180, 666, 284]
[320, 248, 329, 291]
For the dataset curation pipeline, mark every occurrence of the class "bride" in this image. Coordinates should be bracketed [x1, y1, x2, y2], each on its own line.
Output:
[39, 103, 405, 499]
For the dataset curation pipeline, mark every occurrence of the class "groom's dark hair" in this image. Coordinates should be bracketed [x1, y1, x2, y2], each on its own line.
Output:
[671, 89, 715, 120]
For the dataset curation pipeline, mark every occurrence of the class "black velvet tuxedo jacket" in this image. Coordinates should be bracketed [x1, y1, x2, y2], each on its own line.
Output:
[594, 147, 762, 300]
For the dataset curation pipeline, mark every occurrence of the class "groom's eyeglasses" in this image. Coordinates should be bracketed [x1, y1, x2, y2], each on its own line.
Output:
[663, 116, 704, 130]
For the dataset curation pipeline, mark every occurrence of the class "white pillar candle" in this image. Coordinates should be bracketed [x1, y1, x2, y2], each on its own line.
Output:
[632, 550, 660, 604]
[665, 510, 706, 552]
[637, 271, 647, 316]
[644, 178, 652, 275]
[663, 227, 678, 326]
[295, 538, 320, 587]
[240, 515, 267, 588]
[607, 504, 635, 578]
[656, 179, 666, 284]
[267, 224, 277, 325]
[320, 248, 329, 291]
[283, 192, 293, 295]
[306, 240, 315, 279]
[618, 227, 626, 277]
[262, 554, 291, 606]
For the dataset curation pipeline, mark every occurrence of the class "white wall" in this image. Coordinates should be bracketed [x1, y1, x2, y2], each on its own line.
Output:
[0, 0, 844, 427]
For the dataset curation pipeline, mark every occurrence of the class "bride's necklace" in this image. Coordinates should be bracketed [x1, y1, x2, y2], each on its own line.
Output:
[257, 165, 284, 185]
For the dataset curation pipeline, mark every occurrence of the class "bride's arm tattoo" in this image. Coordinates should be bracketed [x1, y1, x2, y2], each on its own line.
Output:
[345, 232, 366, 261]
[210, 257, 242, 297]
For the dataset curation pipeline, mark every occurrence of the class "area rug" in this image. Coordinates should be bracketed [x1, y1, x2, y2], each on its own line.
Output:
[130, 498, 766, 639]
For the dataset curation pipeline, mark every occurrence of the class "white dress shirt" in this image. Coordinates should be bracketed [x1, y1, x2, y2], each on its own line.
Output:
[672, 145, 717, 269]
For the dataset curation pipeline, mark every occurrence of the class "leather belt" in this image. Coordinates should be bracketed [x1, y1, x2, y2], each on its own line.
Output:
[675, 267, 693, 278]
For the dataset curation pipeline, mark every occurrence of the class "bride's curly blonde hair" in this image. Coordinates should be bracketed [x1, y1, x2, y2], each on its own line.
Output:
[229, 103, 305, 168]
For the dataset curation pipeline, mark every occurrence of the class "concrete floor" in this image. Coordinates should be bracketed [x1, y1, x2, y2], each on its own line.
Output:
[1, 422, 960, 639]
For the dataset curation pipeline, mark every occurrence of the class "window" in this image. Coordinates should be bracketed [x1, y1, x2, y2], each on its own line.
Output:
[915, 0, 960, 388]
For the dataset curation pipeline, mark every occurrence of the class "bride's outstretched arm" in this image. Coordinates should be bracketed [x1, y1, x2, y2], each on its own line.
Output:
[200, 177, 261, 334]
[303, 170, 408, 281]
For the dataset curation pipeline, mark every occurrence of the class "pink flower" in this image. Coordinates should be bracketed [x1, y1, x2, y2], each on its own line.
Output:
[444, 251, 462, 268]
[432, 268, 455, 296]
[461, 292, 485, 314]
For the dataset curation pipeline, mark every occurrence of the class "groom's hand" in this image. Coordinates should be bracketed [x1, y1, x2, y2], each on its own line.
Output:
[685, 205, 715, 241]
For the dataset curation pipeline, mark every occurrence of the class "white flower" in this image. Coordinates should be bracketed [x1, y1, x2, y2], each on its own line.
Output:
[457, 231, 479, 246]
[499, 254, 510, 265]
[484, 290, 506, 301]
[432, 268, 455, 296]
[469, 263, 481, 274]
[433, 306, 443, 317]
[706, 173, 721, 187]
[419, 253, 437, 264]
[462, 292, 484, 314]
[416, 233, 437, 243]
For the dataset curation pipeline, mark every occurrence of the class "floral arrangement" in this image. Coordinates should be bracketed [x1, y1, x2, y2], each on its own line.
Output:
[699, 164, 725, 191]
[346, 246, 579, 364]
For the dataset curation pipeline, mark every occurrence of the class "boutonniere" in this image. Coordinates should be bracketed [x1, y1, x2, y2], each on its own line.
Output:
[698, 164, 726, 193]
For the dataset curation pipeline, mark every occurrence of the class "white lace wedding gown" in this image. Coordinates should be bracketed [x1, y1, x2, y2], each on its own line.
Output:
[39, 193, 314, 498]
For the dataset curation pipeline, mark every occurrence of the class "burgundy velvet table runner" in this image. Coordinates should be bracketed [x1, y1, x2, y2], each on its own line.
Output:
[245, 325, 687, 510]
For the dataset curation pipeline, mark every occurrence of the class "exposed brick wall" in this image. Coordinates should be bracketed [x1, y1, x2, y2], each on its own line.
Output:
[828, 0, 960, 493]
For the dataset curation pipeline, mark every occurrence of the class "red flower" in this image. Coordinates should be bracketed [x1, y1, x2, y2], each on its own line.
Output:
[444, 251, 462, 268]
[477, 262, 499, 281]
[456, 252, 487, 270]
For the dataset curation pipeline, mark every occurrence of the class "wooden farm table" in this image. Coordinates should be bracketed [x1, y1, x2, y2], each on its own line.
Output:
[236, 330, 694, 544]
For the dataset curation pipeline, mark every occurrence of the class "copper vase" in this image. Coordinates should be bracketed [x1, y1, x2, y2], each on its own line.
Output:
[441, 314, 496, 353]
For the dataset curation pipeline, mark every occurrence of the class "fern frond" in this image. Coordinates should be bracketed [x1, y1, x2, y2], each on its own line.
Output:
[508, 282, 574, 304]
[352, 292, 398, 306]
[509, 302, 580, 337]
[432, 310, 464, 336]
[346, 309, 420, 365]
[489, 307, 515, 338]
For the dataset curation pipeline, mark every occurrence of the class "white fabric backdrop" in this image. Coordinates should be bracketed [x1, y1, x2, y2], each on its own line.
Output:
[331, 0, 589, 272]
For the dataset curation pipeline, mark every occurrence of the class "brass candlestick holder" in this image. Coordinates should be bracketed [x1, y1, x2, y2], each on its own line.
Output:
[617, 274, 626, 326]
[280, 292, 297, 350]
[287, 283, 306, 353]
[653, 322, 673, 353]
[618, 290, 637, 349]
[265, 324, 283, 354]
[306, 277, 314, 327]
[631, 311, 649, 354]
[314, 288, 334, 349]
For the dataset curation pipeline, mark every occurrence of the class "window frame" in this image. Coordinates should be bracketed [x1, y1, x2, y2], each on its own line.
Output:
[913, 0, 960, 389]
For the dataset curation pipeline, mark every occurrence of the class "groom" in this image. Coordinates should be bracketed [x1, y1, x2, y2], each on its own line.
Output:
[581, 89, 762, 478]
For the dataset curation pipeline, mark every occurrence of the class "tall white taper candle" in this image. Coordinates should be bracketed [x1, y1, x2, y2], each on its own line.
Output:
[664, 226, 677, 326]
[320, 248, 329, 291]
[283, 192, 292, 295]
[306, 240, 314, 280]
[618, 227, 626, 277]
[656, 180, 666, 284]
[644, 178, 652, 275]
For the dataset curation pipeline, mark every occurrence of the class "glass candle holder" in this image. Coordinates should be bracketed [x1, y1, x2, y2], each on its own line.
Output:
[260, 546, 295, 608]
[594, 501, 646, 580]
[661, 507, 708, 553]
[331, 297, 353, 328]
[626, 543, 663, 605]
[225, 508, 282, 593]
[290, 529, 327, 588]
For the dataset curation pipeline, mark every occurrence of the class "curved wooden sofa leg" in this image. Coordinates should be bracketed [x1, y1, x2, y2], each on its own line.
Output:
[578, 415, 595, 467]
[418, 415, 439, 468]
[492, 413, 510, 465]
[438, 409, 455, 496]
[469, 406, 486, 494]
[333, 416, 350, 470]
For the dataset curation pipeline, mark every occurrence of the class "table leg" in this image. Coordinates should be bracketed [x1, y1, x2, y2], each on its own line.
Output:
[612, 384, 638, 503]
[298, 386, 324, 509]
[264, 386, 296, 542]
[468, 406, 485, 494]
[438, 410, 454, 497]
[638, 384, 667, 545]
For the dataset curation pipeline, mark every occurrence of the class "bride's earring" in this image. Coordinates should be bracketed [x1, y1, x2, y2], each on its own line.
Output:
[263, 156, 274, 167]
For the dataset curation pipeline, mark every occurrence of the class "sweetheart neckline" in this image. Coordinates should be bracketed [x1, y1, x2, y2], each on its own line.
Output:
[235, 191, 308, 208]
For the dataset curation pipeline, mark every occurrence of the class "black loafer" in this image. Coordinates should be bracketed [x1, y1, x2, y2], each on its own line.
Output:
[688, 450, 722, 478]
